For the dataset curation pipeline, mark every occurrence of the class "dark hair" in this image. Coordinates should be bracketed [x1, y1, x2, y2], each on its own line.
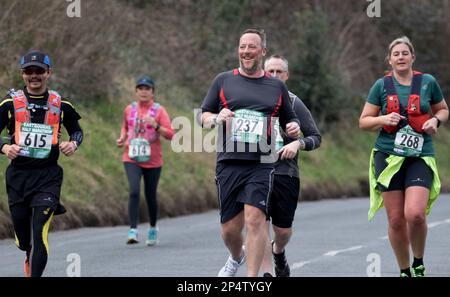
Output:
[240, 28, 267, 48]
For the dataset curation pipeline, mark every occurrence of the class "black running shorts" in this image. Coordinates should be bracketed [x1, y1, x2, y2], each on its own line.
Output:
[6, 164, 63, 208]
[374, 151, 433, 192]
[215, 160, 275, 223]
[269, 175, 300, 228]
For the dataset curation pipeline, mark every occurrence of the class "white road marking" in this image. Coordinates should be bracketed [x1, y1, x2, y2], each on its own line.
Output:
[428, 219, 450, 228]
[292, 219, 450, 272]
[291, 261, 310, 270]
[323, 245, 365, 257]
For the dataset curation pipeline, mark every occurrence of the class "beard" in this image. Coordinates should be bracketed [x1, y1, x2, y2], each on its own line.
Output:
[240, 58, 260, 75]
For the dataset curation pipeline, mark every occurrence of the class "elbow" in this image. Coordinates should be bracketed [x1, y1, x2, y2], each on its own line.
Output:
[316, 136, 322, 149]
[165, 128, 175, 140]
[358, 119, 367, 131]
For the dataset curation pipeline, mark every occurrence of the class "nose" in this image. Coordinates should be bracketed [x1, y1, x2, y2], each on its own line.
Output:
[241, 46, 251, 53]
[269, 72, 278, 78]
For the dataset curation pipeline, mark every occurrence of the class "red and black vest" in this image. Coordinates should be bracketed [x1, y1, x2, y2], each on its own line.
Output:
[12, 90, 61, 145]
[383, 71, 430, 134]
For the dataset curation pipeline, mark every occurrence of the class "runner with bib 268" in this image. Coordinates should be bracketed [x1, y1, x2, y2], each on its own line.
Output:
[200, 29, 300, 277]
[359, 36, 448, 277]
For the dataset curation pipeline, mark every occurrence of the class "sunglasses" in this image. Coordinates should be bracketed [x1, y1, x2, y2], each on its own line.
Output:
[22, 68, 47, 75]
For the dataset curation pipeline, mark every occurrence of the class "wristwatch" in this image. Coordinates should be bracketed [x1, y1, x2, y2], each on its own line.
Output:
[432, 116, 441, 128]
[155, 123, 161, 131]
[298, 139, 306, 150]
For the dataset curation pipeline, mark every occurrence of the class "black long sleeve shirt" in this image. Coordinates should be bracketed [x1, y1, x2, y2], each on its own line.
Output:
[274, 91, 321, 177]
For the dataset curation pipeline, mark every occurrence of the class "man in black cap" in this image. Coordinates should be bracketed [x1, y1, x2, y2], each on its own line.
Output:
[0, 50, 84, 277]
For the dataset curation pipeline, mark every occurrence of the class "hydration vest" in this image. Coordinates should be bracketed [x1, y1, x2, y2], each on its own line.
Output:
[127, 101, 160, 143]
[12, 90, 61, 145]
[383, 71, 430, 134]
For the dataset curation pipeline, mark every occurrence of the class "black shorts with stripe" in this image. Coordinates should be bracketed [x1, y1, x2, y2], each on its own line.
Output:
[374, 151, 433, 192]
[215, 160, 275, 224]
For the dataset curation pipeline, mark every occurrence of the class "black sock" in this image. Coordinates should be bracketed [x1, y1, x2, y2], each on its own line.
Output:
[412, 257, 423, 268]
[401, 268, 411, 276]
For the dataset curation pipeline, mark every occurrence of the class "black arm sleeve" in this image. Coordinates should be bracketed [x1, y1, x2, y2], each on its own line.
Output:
[61, 101, 83, 147]
[0, 96, 13, 152]
[293, 96, 321, 151]
[70, 130, 83, 147]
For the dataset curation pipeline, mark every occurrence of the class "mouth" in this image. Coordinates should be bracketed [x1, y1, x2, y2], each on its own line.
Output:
[241, 54, 254, 61]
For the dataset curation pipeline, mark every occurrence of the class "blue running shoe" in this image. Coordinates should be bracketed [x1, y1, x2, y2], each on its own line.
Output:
[127, 228, 139, 244]
[146, 227, 158, 246]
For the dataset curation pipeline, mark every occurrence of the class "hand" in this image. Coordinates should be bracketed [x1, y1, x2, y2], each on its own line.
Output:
[143, 115, 157, 128]
[59, 141, 77, 157]
[216, 108, 234, 124]
[278, 141, 301, 160]
[117, 136, 126, 147]
[422, 117, 439, 135]
[2, 144, 21, 160]
[383, 112, 405, 126]
[286, 122, 300, 139]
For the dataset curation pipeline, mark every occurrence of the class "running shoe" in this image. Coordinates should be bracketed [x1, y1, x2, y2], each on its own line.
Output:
[218, 246, 246, 277]
[146, 227, 158, 246]
[412, 265, 426, 277]
[272, 241, 290, 277]
[127, 228, 139, 244]
[400, 272, 411, 277]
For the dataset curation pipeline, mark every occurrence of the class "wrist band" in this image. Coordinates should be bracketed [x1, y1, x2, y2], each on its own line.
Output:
[155, 124, 161, 131]
[71, 141, 78, 150]
[433, 116, 441, 127]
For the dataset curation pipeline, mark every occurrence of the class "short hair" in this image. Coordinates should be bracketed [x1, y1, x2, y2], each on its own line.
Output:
[387, 36, 415, 60]
[264, 54, 289, 72]
[240, 28, 267, 49]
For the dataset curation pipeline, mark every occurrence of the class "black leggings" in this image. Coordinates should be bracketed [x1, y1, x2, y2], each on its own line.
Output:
[10, 204, 54, 277]
[124, 163, 161, 228]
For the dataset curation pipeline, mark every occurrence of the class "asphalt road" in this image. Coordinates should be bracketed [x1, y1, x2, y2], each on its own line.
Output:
[1, 195, 449, 277]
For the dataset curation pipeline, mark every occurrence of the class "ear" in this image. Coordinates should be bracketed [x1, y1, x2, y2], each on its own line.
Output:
[262, 47, 267, 57]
